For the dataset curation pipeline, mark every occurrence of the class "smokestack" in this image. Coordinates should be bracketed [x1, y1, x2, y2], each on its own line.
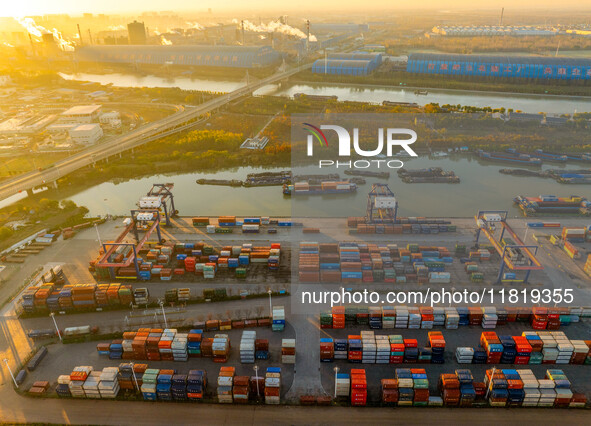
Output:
[28, 33, 36, 56]
[306, 20, 310, 53]
[77, 24, 83, 46]
[241, 20, 245, 45]
[499, 7, 504, 26]
[87, 29, 93, 45]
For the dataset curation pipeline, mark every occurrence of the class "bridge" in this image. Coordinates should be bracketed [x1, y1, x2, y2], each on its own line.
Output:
[0, 64, 310, 202]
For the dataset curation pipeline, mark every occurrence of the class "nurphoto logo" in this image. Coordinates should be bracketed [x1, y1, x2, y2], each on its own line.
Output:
[304, 123, 418, 169]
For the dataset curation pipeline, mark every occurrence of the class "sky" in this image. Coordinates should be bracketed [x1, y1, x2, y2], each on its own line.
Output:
[1, 0, 590, 17]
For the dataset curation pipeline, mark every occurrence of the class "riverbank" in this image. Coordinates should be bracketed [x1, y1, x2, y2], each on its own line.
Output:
[294, 70, 591, 97]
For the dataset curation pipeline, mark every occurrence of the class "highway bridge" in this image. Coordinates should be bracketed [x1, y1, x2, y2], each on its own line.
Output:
[0, 64, 310, 202]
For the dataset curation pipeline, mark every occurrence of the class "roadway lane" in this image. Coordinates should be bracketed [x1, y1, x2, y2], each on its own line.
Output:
[0, 64, 311, 202]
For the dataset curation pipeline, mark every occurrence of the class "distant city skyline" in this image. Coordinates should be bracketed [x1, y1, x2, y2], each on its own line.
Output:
[2, 0, 591, 18]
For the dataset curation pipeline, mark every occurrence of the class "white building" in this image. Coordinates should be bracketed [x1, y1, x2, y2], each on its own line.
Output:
[69, 123, 103, 145]
[99, 111, 122, 129]
[60, 105, 102, 124]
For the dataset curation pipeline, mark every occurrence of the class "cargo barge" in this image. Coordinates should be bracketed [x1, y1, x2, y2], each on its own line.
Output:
[293, 93, 337, 101]
[344, 170, 390, 179]
[243, 171, 292, 187]
[478, 150, 542, 166]
[398, 167, 460, 183]
[531, 150, 567, 163]
[499, 169, 545, 177]
[382, 100, 420, 108]
[514, 195, 591, 216]
[534, 150, 591, 163]
[283, 181, 357, 196]
[196, 179, 243, 187]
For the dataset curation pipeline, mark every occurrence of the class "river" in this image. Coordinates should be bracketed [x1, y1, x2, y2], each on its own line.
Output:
[59, 72, 591, 114]
[48, 157, 590, 219]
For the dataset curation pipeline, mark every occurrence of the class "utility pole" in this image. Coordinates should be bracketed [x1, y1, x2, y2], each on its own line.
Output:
[159, 300, 168, 328]
[50, 312, 62, 341]
[333, 366, 340, 398]
[3, 359, 18, 388]
[267, 289, 273, 318]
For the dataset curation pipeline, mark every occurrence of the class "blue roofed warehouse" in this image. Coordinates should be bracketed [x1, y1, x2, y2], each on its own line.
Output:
[75, 45, 281, 68]
[407, 53, 591, 80]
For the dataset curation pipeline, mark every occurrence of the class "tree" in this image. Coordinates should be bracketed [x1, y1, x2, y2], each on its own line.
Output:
[60, 200, 77, 211]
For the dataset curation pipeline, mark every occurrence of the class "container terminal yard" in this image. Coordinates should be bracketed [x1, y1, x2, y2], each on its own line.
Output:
[1, 180, 591, 422]
[2, 6, 591, 425]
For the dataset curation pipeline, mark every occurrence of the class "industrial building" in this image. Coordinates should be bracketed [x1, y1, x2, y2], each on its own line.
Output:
[60, 105, 102, 124]
[127, 21, 147, 45]
[309, 23, 369, 33]
[69, 123, 103, 145]
[328, 52, 382, 68]
[99, 111, 122, 129]
[312, 53, 382, 75]
[74, 45, 280, 68]
[432, 26, 557, 37]
[407, 53, 591, 80]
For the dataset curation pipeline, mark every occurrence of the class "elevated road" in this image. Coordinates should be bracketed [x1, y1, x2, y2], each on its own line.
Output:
[0, 64, 310, 202]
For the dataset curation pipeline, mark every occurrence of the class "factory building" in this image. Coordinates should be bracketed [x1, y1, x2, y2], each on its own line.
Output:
[312, 59, 376, 75]
[310, 23, 369, 33]
[127, 21, 147, 45]
[69, 123, 103, 145]
[328, 52, 382, 68]
[432, 26, 557, 37]
[407, 53, 591, 80]
[60, 105, 102, 124]
[75, 45, 280, 68]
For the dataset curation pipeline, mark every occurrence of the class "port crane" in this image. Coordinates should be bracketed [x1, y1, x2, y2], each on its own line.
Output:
[474, 210, 543, 284]
[365, 184, 398, 224]
[138, 183, 177, 226]
[95, 209, 163, 280]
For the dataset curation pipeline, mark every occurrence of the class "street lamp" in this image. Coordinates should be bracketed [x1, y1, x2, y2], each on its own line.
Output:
[94, 223, 102, 247]
[3, 358, 18, 388]
[333, 366, 340, 399]
[129, 361, 140, 392]
[49, 312, 62, 341]
[267, 289, 273, 318]
[253, 365, 260, 398]
[159, 300, 168, 328]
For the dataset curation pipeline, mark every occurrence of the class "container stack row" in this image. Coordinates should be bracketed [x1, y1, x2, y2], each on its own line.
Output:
[318, 305, 590, 330]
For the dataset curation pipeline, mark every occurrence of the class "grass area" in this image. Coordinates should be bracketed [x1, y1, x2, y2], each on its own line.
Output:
[0, 198, 91, 252]
[293, 70, 591, 97]
[0, 152, 75, 180]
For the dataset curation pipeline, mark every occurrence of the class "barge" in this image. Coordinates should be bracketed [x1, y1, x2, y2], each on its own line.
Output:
[478, 150, 542, 166]
[283, 181, 357, 196]
[398, 167, 460, 183]
[196, 179, 243, 187]
[513, 195, 591, 216]
[344, 170, 390, 179]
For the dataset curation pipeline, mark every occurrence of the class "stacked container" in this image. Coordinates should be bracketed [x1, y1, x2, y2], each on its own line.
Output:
[172, 333, 188, 362]
[217, 366, 235, 403]
[336, 373, 351, 398]
[141, 369, 158, 401]
[281, 339, 296, 364]
[187, 329, 202, 357]
[212, 334, 230, 363]
[350, 369, 367, 406]
[264, 367, 281, 404]
[412, 368, 429, 406]
[439, 373, 460, 406]
[395, 368, 413, 406]
[381, 378, 399, 406]
[519, 369, 540, 407]
[272, 306, 285, 332]
[187, 369, 207, 401]
[240, 330, 256, 364]
[361, 331, 376, 364]
[233, 376, 250, 403]
[56, 375, 71, 397]
[98, 367, 120, 398]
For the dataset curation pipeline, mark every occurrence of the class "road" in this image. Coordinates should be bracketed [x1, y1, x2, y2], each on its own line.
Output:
[0, 64, 310, 202]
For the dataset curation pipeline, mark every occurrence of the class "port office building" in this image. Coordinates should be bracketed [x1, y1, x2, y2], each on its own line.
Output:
[407, 53, 591, 80]
[75, 45, 281, 68]
[312, 52, 382, 75]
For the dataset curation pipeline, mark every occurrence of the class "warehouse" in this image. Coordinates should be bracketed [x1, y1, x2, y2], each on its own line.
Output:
[69, 123, 103, 145]
[328, 52, 382, 68]
[407, 53, 591, 80]
[312, 59, 376, 75]
[60, 105, 102, 124]
[75, 45, 280, 68]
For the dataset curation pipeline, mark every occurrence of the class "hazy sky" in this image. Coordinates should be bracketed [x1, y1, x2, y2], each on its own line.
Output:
[2, 0, 590, 17]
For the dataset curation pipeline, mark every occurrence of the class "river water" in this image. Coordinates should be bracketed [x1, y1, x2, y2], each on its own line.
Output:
[58, 157, 590, 218]
[9, 73, 589, 218]
[59, 72, 591, 114]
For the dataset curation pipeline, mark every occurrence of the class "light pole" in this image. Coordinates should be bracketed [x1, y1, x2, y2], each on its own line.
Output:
[485, 366, 496, 400]
[267, 289, 273, 318]
[3, 358, 18, 388]
[94, 223, 102, 247]
[333, 366, 340, 399]
[129, 361, 140, 392]
[253, 365, 260, 398]
[159, 300, 168, 328]
[49, 312, 62, 341]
